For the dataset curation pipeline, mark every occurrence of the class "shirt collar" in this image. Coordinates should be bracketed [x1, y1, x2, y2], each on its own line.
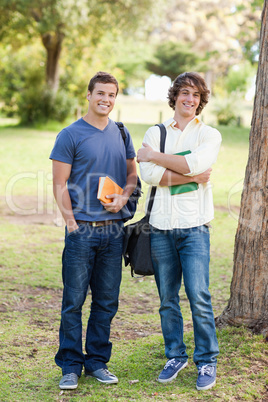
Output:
[164, 117, 176, 128]
[165, 115, 202, 130]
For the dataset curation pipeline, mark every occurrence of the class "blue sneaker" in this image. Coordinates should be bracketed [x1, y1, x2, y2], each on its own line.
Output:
[59, 373, 78, 389]
[196, 365, 216, 390]
[158, 358, 188, 383]
[86, 368, 118, 384]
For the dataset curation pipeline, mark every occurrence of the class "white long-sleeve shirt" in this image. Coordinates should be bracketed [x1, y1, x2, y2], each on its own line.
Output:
[139, 117, 222, 229]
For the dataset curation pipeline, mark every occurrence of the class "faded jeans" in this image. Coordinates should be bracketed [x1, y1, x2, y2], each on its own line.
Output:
[150, 224, 219, 367]
[55, 221, 124, 376]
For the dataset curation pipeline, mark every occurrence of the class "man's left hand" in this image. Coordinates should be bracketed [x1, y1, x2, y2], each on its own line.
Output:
[101, 193, 128, 213]
[137, 143, 154, 163]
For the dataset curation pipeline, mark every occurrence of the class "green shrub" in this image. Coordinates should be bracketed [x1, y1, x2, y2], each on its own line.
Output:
[17, 87, 75, 124]
[53, 90, 75, 122]
[214, 102, 237, 126]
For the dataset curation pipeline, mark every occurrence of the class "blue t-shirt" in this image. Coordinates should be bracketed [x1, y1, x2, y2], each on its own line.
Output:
[50, 118, 136, 221]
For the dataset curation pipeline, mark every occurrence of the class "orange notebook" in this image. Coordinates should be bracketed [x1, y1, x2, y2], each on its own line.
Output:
[97, 176, 123, 204]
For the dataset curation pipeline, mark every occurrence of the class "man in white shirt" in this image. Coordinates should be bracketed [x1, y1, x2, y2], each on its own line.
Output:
[137, 72, 221, 391]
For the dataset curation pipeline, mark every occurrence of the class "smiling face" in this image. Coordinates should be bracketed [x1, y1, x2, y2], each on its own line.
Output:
[174, 84, 201, 120]
[86, 82, 117, 118]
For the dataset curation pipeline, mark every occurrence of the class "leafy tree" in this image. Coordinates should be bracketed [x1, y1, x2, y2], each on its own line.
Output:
[146, 41, 204, 80]
[113, 37, 154, 90]
[0, 42, 75, 123]
[235, 0, 263, 64]
[0, 43, 45, 115]
[0, 0, 160, 92]
[149, 0, 262, 81]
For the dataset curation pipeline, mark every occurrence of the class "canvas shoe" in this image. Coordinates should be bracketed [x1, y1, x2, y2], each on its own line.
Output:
[86, 368, 118, 384]
[59, 373, 78, 389]
[158, 358, 188, 383]
[196, 365, 216, 390]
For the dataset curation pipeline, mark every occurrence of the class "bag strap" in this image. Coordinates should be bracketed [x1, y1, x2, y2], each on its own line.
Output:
[116, 121, 127, 144]
[146, 123, 167, 218]
[116, 121, 167, 217]
[156, 123, 167, 154]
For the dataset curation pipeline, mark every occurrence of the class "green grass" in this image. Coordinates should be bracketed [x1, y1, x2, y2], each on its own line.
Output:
[0, 120, 267, 401]
[213, 125, 250, 208]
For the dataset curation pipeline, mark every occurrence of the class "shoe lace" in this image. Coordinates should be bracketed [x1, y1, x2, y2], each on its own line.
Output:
[100, 368, 114, 377]
[164, 358, 176, 370]
[198, 365, 213, 376]
[64, 373, 77, 381]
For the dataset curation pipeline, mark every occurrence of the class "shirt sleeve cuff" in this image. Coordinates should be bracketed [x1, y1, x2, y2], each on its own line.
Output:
[139, 162, 166, 185]
[183, 154, 194, 176]
[153, 165, 166, 184]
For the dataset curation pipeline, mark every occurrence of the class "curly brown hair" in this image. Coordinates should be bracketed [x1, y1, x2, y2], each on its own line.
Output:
[168, 72, 210, 115]
[88, 71, 119, 95]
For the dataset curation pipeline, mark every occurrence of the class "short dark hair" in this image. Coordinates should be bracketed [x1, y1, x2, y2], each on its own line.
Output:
[88, 71, 119, 95]
[168, 72, 210, 115]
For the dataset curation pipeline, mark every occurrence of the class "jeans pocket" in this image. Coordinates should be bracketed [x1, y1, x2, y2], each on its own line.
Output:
[66, 226, 81, 237]
[198, 224, 210, 234]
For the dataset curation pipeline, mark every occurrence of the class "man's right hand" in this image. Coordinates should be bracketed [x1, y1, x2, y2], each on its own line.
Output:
[193, 168, 212, 184]
[67, 221, 79, 233]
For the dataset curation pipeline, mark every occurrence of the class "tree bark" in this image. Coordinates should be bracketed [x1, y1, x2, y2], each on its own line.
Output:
[41, 31, 65, 93]
[216, 0, 268, 336]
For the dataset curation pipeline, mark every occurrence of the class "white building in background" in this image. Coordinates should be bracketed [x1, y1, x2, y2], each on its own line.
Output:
[145, 75, 171, 101]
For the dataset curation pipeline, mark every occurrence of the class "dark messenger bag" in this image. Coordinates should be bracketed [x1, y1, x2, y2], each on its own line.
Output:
[123, 123, 167, 277]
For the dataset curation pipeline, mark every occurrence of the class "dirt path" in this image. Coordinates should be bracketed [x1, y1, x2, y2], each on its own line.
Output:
[0, 195, 63, 226]
[0, 195, 239, 226]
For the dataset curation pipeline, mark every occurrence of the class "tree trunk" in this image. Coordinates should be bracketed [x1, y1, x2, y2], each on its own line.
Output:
[41, 31, 65, 93]
[216, 0, 268, 336]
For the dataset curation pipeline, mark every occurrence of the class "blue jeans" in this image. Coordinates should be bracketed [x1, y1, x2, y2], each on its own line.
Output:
[55, 221, 124, 376]
[150, 225, 219, 367]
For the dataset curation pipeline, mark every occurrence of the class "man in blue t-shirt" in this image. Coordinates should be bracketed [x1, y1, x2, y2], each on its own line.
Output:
[50, 72, 137, 390]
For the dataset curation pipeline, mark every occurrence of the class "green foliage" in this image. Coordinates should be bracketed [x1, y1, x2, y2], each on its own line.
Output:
[0, 43, 45, 116]
[225, 62, 257, 95]
[0, 0, 164, 119]
[214, 62, 257, 98]
[112, 37, 154, 90]
[212, 62, 257, 124]
[0, 0, 160, 109]
[0, 0, 261, 125]
[0, 44, 74, 123]
[146, 41, 205, 80]
[60, 34, 153, 101]
[0, 0, 160, 68]
[17, 87, 74, 124]
[214, 101, 237, 126]
[234, 1, 262, 64]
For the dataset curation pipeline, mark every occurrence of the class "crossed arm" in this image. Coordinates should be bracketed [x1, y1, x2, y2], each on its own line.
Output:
[137, 143, 212, 186]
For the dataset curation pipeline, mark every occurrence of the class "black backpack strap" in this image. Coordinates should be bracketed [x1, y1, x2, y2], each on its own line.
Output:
[116, 121, 127, 144]
[155, 123, 167, 153]
[146, 124, 167, 218]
